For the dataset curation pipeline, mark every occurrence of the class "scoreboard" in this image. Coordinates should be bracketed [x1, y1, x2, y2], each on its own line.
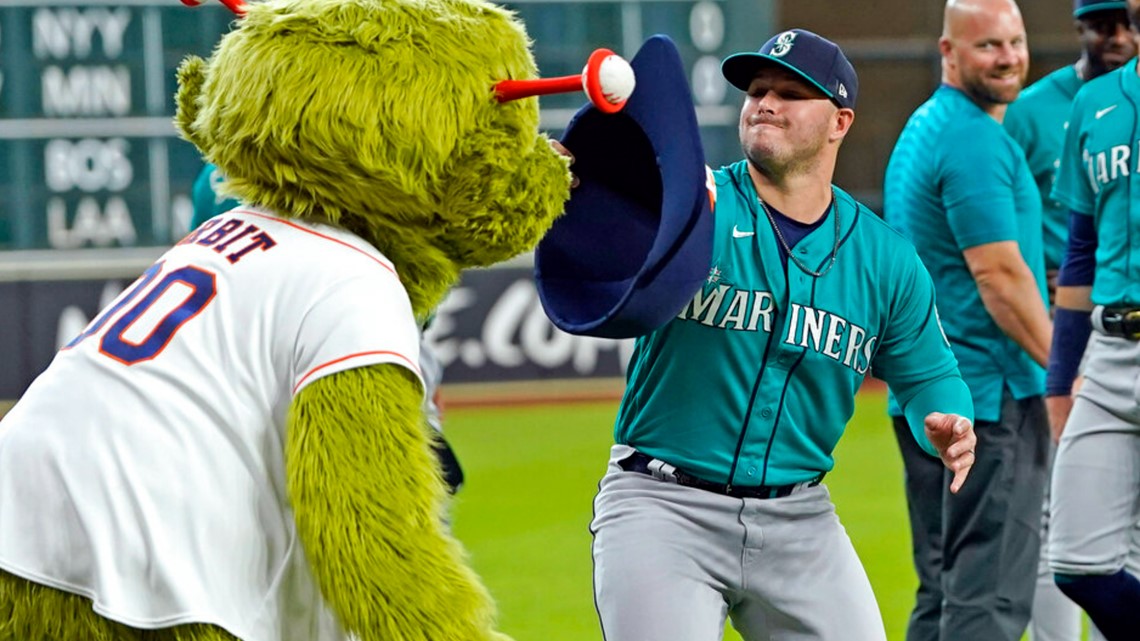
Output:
[0, 0, 772, 251]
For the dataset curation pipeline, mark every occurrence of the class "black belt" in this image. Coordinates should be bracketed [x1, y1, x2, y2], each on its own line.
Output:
[618, 451, 823, 500]
[1102, 307, 1140, 340]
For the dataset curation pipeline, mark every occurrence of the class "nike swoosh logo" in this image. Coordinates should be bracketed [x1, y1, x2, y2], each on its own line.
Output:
[732, 225, 754, 238]
[1096, 105, 1118, 119]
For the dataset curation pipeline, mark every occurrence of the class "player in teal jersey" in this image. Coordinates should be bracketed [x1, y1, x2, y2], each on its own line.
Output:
[1002, 3, 1135, 640]
[883, 1, 1053, 640]
[1045, 1, 1140, 637]
[1005, 0, 1134, 282]
[589, 29, 977, 641]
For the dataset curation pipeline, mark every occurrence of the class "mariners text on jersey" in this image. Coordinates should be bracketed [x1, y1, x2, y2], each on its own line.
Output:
[677, 287, 877, 374]
[1082, 140, 1140, 192]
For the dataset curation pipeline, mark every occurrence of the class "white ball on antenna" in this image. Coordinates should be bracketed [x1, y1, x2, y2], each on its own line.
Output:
[589, 55, 636, 104]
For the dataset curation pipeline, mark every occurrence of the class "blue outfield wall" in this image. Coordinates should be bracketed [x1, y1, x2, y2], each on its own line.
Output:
[0, 253, 633, 400]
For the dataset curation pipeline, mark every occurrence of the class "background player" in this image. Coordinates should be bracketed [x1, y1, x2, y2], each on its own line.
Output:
[1003, 3, 1136, 638]
[1045, 0, 1140, 637]
[587, 29, 976, 641]
[883, 1, 1052, 639]
[190, 162, 465, 494]
[1005, 0, 1135, 302]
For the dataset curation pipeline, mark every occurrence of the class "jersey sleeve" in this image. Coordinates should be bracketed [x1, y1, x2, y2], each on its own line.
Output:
[873, 250, 960, 384]
[290, 271, 423, 396]
[1050, 96, 1095, 216]
[939, 124, 1024, 249]
[873, 249, 973, 453]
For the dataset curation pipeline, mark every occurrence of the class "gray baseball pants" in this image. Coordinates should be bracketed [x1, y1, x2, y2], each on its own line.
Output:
[1049, 323, 1140, 579]
[590, 444, 886, 641]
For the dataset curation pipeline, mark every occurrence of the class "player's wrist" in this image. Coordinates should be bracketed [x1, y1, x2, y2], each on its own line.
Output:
[1045, 307, 1091, 397]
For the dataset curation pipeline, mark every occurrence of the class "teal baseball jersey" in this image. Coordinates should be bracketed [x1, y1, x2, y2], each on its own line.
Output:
[191, 163, 239, 227]
[1005, 65, 1082, 271]
[884, 85, 1047, 422]
[614, 160, 971, 488]
[1052, 59, 1140, 306]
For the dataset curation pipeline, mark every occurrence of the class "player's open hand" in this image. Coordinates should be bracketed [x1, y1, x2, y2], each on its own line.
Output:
[924, 412, 976, 494]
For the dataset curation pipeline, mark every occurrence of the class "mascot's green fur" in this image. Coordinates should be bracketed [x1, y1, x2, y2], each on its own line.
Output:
[0, 0, 569, 638]
[180, 0, 569, 317]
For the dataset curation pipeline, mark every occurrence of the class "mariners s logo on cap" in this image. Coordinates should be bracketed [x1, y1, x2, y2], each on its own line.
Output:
[770, 31, 797, 57]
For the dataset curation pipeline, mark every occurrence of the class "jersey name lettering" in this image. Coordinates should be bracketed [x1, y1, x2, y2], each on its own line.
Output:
[676, 284, 775, 332]
[178, 216, 279, 263]
[783, 303, 876, 374]
[676, 286, 876, 373]
[1082, 140, 1140, 193]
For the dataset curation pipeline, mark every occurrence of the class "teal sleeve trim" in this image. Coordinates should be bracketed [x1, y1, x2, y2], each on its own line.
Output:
[899, 375, 975, 458]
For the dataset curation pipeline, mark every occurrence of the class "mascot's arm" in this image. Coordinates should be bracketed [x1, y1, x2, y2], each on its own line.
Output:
[288, 364, 509, 641]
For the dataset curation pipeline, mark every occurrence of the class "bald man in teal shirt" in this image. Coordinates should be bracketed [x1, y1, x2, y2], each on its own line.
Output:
[883, 1, 1053, 639]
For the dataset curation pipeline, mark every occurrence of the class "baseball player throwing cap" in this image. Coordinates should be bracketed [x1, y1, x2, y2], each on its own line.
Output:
[1073, 0, 1128, 17]
[534, 34, 713, 339]
[721, 28, 858, 110]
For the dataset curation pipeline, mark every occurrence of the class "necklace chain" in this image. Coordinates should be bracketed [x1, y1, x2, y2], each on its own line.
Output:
[757, 191, 841, 278]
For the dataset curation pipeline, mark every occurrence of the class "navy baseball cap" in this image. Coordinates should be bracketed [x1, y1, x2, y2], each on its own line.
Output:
[534, 34, 713, 339]
[1074, 0, 1127, 18]
[721, 29, 858, 110]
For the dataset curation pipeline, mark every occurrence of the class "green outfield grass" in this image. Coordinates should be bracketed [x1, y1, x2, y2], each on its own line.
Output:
[444, 391, 919, 641]
[0, 391, 1079, 639]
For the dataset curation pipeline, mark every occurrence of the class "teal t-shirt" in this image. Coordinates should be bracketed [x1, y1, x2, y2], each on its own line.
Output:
[615, 160, 969, 487]
[1004, 65, 1082, 271]
[1052, 59, 1140, 306]
[191, 163, 239, 227]
[884, 85, 1047, 421]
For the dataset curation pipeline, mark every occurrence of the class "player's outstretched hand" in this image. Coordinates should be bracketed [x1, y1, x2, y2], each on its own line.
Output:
[924, 412, 976, 494]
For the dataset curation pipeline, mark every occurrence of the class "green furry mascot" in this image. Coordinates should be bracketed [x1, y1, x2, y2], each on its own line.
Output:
[0, 0, 569, 639]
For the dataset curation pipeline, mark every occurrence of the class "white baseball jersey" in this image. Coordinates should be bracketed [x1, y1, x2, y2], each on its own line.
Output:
[0, 208, 423, 641]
